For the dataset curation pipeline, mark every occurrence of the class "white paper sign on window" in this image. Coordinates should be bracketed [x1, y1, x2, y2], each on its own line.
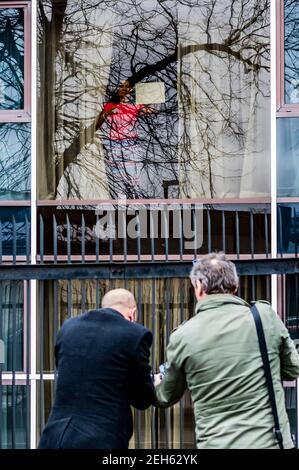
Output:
[135, 82, 165, 104]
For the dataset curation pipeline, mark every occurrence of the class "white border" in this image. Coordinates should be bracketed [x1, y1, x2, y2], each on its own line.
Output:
[30, 0, 37, 450]
[270, 0, 277, 312]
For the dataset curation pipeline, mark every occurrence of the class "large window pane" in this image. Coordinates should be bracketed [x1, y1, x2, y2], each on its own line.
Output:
[38, 0, 270, 200]
[39, 275, 270, 447]
[0, 8, 24, 110]
[284, 0, 299, 104]
[0, 123, 30, 200]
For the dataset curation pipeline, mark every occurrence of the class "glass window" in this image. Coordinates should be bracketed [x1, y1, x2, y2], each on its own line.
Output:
[285, 274, 299, 445]
[38, 0, 270, 200]
[284, 0, 299, 104]
[0, 281, 24, 372]
[0, 123, 30, 200]
[277, 203, 298, 254]
[277, 118, 299, 197]
[0, 8, 24, 110]
[0, 207, 31, 256]
[1, 385, 28, 449]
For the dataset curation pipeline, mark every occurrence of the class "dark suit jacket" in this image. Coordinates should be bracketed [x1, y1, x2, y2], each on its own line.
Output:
[38, 308, 155, 449]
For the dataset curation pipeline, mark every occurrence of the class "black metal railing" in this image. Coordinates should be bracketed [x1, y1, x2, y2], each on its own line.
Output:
[0, 201, 298, 448]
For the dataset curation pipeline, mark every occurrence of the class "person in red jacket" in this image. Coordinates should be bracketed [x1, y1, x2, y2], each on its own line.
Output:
[96, 80, 155, 198]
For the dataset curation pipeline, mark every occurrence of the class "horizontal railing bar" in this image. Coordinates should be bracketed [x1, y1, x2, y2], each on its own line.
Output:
[36, 198, 271, 206]
[0, 258, 298, 280]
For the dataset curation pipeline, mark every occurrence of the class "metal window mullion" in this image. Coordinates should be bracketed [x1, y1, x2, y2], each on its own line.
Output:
[39, 281, 45, 438]
[151, 279, 156, 449]
[0, 281, 2, 448]
[30, 0, 38, 450]
[25, 281, 30, 449]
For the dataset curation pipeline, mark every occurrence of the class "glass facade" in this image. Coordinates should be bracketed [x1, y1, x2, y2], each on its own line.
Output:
[38, 0, 270, 200]
[0, 0, 298, 450]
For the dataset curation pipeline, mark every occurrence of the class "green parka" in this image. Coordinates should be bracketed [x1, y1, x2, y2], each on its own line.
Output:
[155, 294, 299, 449]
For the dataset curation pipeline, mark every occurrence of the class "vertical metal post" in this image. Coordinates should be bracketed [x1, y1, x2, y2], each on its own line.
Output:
[12, 216, 17, 265]
[250, 210, 254, 258]
[66, 214, 71, 264]
[222, 210, 226, 253]
[264, 208, 269, 258]
[81, 213, 85, 264]
[39, 214, 44, 264]
[207, 208, 211, 253]
[179, 279, 184, 448]
[235, 211, 240, 259]
[53, 214, 57, 264]
[26, 215, 30, 264]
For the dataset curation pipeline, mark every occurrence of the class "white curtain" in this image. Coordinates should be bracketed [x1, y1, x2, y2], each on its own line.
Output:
[177, 0, 270, 198]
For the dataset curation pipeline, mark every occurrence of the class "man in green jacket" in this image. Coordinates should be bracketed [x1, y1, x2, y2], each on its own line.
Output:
[155, 253, 299, 449]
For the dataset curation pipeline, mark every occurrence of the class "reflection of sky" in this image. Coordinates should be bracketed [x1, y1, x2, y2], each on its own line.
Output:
[284, 1, 299, 103]
[0, 123, 30, 199]
[0, 8, 24, 110]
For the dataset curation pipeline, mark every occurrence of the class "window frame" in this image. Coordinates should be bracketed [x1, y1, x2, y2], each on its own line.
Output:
[277, 0, 299, 116]
[0, 1, 31, 123]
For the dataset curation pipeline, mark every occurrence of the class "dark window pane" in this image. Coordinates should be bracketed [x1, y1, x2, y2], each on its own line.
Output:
[1, 385, 27, 448]
[285, 385, 298, 447]
[0, 207, 31, 256]
[0, 123, 30, 200]
[277, 118, 299, 197]
[277, 203, 299, 255]
[286, 274, 299, 341]
[0, 8, 24, 110]
[0, 281, 24, 372]
[285, 273, 299, 445]
[284, 0, 299, 104]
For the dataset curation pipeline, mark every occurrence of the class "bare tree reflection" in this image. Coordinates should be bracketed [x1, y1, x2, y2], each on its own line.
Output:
[38, 0, 270, 199]
[284, 0, 299, 103]
[0, 8, 29, 199]
[0, 7, 24, 109]
[0, 123, 30, 199]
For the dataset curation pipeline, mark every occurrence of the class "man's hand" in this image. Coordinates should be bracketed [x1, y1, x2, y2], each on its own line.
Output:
[154, 373, 163, 387]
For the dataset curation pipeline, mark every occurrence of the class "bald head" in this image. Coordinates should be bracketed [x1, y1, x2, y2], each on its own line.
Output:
[101, 289, 137, 322]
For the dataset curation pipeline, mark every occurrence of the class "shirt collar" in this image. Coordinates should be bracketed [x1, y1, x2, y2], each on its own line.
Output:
[195, 294, 250, 315]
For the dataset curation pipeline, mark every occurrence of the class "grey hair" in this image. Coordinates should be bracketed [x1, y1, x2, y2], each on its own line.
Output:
[190, 252, 239, 294]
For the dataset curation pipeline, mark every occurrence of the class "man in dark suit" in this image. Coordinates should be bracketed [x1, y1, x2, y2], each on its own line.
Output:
[38, 288, 155, 449]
